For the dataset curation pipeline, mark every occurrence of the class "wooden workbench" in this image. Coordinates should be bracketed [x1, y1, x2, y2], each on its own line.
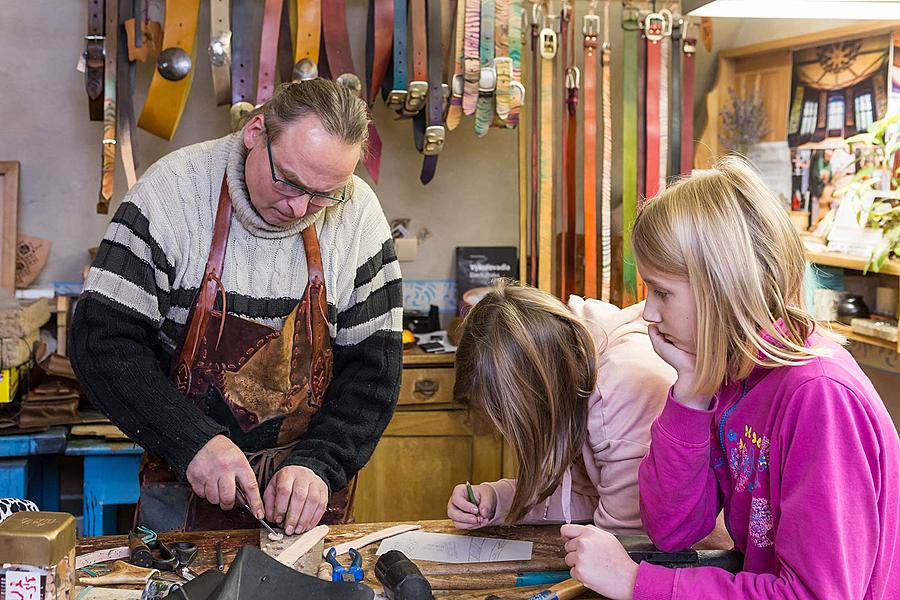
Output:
[77, 519, 603, 599]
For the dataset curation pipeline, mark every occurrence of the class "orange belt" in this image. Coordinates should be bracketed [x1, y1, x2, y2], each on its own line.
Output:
[294, 0, 321, 66]
[582, 11, 599, 300]
[137, 0, 201, 140]
[537, 10, 556, 294]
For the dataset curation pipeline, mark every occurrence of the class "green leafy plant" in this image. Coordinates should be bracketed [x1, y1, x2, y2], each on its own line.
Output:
[839, 113, 900, 271]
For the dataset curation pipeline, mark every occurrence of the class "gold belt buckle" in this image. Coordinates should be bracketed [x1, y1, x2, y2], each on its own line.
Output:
[424, 125, 445, 156]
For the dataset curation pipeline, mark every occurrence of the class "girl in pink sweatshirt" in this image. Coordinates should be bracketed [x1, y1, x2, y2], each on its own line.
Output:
[560, 156, 900, 600]
[446, 279, 686, 535]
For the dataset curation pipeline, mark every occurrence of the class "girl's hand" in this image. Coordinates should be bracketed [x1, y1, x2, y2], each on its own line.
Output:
[447, 483, 497, 529]
[561, 524, 638, 600]
[648, 325, 711, 410]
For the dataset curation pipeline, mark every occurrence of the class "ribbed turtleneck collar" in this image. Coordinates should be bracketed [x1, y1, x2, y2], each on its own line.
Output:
[224, 132, 324, 239]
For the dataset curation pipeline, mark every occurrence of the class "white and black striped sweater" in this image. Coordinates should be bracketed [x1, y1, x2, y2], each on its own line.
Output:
[70, 132, 403, 493]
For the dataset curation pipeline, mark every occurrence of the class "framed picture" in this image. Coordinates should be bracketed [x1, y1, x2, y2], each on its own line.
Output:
[0, 162, 19, 291]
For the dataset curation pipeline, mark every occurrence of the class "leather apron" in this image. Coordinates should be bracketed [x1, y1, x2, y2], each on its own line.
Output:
[136, 178, 354, 532]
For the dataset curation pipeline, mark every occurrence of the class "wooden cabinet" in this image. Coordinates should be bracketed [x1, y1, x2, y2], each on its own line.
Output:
[352, 350, 504, 523]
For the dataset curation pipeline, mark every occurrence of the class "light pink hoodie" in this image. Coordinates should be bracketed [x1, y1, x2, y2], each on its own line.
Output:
[480, 296, 676, 533]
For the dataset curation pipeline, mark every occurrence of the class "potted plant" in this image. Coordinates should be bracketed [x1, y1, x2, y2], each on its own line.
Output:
[838, 113, 900, 271]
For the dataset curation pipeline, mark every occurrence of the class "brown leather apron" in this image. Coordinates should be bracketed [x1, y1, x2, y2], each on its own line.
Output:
[136, 178, 354, 532]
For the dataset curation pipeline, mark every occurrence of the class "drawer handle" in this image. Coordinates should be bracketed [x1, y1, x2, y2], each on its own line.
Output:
[414, 379, 440, 398]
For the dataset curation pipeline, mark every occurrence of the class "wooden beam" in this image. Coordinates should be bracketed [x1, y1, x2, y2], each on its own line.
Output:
[0, 162, 19, 291]
[720, 22, 900, 59]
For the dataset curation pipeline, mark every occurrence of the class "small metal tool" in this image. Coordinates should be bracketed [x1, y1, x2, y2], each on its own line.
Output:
[235, 487, 283, 540]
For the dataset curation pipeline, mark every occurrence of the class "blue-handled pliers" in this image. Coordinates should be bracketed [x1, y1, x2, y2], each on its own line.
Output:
[325, 547, 364, 582]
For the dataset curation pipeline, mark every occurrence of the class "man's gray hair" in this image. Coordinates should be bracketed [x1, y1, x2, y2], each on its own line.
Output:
[246, 78, 370, 152]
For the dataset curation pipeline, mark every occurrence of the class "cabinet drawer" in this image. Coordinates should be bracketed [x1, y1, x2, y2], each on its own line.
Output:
[398, 367, 456, 406]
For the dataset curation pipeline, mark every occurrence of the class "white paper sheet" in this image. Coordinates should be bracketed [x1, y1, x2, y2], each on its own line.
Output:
[747, 141, 793, 205]
[375, 531, 533, 563]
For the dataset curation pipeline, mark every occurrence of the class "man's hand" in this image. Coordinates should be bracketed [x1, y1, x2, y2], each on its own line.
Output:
[561, 524, 638, 600]
[186, 435, 264, 518]
[264, 465, 328, 535]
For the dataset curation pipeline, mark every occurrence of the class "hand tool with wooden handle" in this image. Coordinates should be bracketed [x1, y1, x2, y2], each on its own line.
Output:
[526, 578, 586, 600]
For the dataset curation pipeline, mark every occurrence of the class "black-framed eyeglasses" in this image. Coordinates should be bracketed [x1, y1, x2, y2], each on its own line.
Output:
[266, 137, 349, 207]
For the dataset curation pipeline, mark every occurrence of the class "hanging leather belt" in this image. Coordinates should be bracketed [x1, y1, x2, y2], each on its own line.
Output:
[559, 2, 575, 299]
[656, 9, 672, 198]
[365, 0, 393, 106]
[294, 0, 321, 73]
[474, 0, 495, 137]
[494, 0, 511, 123]
[276, 0, 293, 84]
[681, 25, 697, 176]
[256, 0, 283, 104]
[447, 0, 466, 130]
[209, 0, 231, 105]
[537, 10, 556, 295]
[528, 4, 540, 287]
[620, 3, 640, 307]
[117, 0, 138, 191]
[643, 11, 663, 202]
[635, 10, 646, 205]
[507, 0, 525, 128]
[137, 0, 201, 140]
[517, 11, 528, 288]
[85, 0, 105, 122]
[419, 0, 445, 184]
[582, 10, 599, 301]
[385, 0, 409, 111]
[600, 1, 612, 303]
[230, 0, 263, 129]
[405, 0, 428, 119]
[462, 0, 480, 117]
[322, 0, 383, 181]
[98, 0, 118, 214]
[669, 15, 682, 178]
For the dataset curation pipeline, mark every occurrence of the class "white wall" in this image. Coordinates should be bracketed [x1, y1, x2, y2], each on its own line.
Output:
[0, 0, 866, 288]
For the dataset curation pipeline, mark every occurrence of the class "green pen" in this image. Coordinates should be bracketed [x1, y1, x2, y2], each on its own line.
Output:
[466, 481, 481, 518]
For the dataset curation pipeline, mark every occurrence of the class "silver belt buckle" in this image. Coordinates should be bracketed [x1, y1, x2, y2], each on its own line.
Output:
[208, 30, 232, 67]
[451, 73, 464, 98]
[424, 125, 445, 156]
[404, 80, 428, 114]
[386, 89, 408, 111]
[478, 65, 497, 93]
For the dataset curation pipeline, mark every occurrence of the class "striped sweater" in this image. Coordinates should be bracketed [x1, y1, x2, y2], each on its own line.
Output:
[70, 132, 403, 493]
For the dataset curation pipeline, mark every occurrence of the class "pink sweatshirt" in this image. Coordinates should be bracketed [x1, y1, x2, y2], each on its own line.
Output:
[636, 333, 900, 599]
[482, 297, 677, 534]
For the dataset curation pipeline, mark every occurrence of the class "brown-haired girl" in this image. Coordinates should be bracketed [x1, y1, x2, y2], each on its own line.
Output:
[446, 280, 681, 534]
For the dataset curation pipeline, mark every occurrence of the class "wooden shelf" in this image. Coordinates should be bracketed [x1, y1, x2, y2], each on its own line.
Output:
[824, 322, 898, 351]
[806, 250, 900, 277]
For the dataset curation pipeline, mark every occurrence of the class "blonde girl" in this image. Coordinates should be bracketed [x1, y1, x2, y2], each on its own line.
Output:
[560, 156, 900, 600]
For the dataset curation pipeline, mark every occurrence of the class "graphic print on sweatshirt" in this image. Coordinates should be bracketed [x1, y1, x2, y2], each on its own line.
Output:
[714, 420, 774, 549]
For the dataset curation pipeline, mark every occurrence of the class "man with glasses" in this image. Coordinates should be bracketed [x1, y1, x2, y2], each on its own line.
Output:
[70, 79, 402, 534]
